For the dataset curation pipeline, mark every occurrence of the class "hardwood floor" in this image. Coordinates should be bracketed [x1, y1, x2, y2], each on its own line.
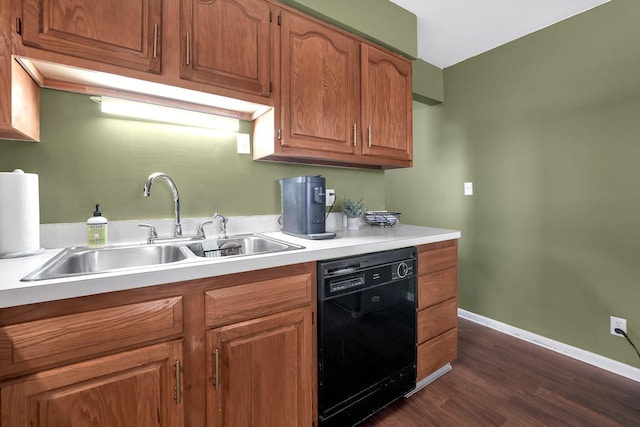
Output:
[362, 317, 640, 426]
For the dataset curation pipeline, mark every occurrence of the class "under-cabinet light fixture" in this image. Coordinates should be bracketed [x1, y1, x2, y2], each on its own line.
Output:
[91, 96, 240, 132]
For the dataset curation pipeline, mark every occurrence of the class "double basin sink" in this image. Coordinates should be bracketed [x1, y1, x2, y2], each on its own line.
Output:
[22, 234, 304, 281]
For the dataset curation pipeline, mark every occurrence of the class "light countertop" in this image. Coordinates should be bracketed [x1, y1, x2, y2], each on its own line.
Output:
[0, 224, 460, 308]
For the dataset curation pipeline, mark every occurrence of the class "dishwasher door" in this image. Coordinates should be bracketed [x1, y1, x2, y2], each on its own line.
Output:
[317, 248, 416, 427]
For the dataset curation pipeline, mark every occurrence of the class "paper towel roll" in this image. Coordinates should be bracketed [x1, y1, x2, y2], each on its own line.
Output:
[0, 170, 42, 258]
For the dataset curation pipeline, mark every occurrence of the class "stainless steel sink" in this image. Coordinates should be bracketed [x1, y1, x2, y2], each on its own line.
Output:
[22, 234, 304, 281]
[186, 234, 304, 258]
[22, 244, 191, 281]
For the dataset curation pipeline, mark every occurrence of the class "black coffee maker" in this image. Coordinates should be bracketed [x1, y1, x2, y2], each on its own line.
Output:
[279, 175, 336, 240]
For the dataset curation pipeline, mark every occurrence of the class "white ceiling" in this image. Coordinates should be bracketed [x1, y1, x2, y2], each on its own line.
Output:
[388, 0, 610, 68]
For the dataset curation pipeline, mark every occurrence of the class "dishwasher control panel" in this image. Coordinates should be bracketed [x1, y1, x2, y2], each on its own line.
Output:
[319, 247, 416, 299]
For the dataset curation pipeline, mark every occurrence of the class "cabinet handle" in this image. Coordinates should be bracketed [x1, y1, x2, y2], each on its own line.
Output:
[175, 360, 182, 404]
[153, 24, 159, 58]
[277, 129, 282, 141]
[368, 126, 372, 148]
[353, 123, 357, 146]
[213, 348, 220, 389]
[186, 32, 191, 65]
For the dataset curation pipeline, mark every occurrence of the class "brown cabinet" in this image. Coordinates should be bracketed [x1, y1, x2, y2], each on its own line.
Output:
[416, 240, 458, 382]
[0, 296, 185, 426]
[254, 8, 413, 169]
[180, 0, 273, 97]
[1, 340, 184, 427]
[206, 308, 312, 426]
[18, 0, 162, 73]
[0, 262, 315, 426]
[0, 6, 38, 141]
[360, 43, 412, 164]
[277, 10, 359, 158]
[203, 266, 314, 426]
[8, 0, 412, 168]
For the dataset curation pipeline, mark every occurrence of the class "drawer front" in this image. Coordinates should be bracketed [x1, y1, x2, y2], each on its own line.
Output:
[205, 272, 313, 328]
[418, 267, 457, 309]
[0, 297, 183, 377]
[418, 244, 457, 276]
[417, 298, 457, 344]
[417, 327, 457, 381]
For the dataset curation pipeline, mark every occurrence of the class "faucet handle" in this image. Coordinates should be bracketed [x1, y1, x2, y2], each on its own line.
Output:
[197, 219, 215, 238]
[138, 223, 158, 244]
[214, 213, 228, 238]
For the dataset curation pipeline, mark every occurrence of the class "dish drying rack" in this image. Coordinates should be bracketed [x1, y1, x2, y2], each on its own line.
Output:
[202, 241, 242, 257]
[364, 211, 401, 227]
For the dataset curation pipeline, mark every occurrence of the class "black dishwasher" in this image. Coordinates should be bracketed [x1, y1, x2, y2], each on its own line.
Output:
[317, 247, 417, 427]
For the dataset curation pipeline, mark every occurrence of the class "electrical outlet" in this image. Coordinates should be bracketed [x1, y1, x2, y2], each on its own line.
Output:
[326, 189, 336, 207]
[610, 316, 627, 336]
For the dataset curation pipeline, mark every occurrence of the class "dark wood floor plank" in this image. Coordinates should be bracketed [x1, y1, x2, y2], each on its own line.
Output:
[362, 318, 640, 427]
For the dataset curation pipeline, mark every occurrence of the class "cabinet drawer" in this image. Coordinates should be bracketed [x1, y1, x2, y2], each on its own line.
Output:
[0, 297, 183, 376]
[205, 272, 313, 328]
[418, 267, 457, 309]
[418, 241, 457, 276]
[417, 327, 457, 381]
[417, 298, 457, 344]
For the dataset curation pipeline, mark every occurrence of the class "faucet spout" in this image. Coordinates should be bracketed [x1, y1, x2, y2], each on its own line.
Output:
[143, 172, 182, 237]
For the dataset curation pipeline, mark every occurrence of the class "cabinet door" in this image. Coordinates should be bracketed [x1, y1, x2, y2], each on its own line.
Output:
[206, 308, 312, 427]
[181, 0, 272, 97]
[279, 11, 359, 156]
[19, 0, 162, 73]
[361, 44, 412, 162]
[0, 340, 183, 427]
[0, 57, 39, 141]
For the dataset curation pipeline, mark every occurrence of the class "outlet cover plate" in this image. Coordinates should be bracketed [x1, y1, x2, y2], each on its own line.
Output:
[610, 316, 627, 336]
[237, 133, 251, 154]
[464, 182, 473, 196]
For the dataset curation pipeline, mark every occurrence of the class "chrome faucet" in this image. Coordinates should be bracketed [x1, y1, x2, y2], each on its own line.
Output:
[143, 172, 182, 237]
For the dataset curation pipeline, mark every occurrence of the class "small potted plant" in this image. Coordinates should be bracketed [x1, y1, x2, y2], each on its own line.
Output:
[341, 197, 366, 230]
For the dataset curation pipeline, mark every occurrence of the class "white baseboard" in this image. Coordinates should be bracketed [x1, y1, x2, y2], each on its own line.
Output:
[458, 309, 640, 383]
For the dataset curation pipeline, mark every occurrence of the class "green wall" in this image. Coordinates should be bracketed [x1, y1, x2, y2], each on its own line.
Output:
[388, 0, 640, 367]
[0, 89, 384, 223]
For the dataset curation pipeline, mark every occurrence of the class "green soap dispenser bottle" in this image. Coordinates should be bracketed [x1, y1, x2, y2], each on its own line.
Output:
[87, 204, 108, 248]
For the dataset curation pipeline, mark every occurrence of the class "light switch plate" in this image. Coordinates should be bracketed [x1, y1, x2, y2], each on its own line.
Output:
[464, 182, 473, 195]
[237, 133, 251, 154]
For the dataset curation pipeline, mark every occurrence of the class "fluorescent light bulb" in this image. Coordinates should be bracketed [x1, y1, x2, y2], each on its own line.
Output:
[98, 96, 240, 132]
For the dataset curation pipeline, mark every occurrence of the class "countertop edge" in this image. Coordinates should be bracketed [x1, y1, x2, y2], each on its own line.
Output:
[0, 224, 461, 308]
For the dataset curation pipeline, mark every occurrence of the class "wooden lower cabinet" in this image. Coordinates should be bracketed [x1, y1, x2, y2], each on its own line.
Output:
[206, 308, 312, 427]
[0, 340, 184, 426]
[0, 261, 315, 426]
[416, 240, 459, 382]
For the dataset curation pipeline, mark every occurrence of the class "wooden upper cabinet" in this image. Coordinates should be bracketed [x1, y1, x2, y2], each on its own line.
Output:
[181, 0, 272, 97]
[1, 5, 39, 141]
[279, 10, 359, 156]
[18, 0, 162, 73]
[253, 9, 412, 169]
[361, 43, 412, 163]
